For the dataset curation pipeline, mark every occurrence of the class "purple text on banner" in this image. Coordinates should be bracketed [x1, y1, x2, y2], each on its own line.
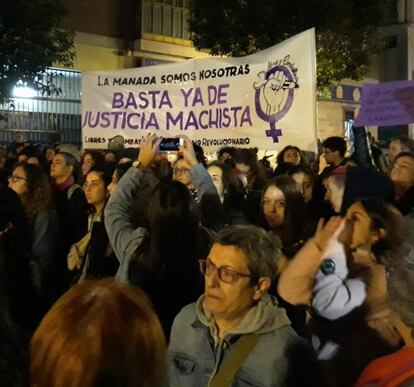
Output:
[355, 80, 414, 127]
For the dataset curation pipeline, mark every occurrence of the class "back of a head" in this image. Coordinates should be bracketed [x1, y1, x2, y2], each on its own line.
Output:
[285, 164, 315, 184]
[341, 166, 394, 215]
[149, 180, 195, 224]
[119, 148, 139, 162]
[0, 186, 29, 241]
[233, 148, 258, 166]
[218, 146, 236, 160]
[147, 182, 198, 263]
[193, 142, 207, 167]
[0, 187, 36, 327]
[18, 144, 38, 159]
[115, 161, 133, 181]
[30, 279, 167, 387]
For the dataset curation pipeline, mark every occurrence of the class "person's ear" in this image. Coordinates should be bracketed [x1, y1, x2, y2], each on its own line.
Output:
[253, 277, 272, 301]
[67, 164, 74, 175]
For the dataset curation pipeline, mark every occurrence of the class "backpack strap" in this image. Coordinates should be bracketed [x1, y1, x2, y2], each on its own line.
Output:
[67, 184, 81, 200]
[209, 334, 260, 387]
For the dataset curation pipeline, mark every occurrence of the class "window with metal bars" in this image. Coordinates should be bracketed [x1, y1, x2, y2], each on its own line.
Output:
[0, 68, 82, 145]
[142, 0, 190, 40]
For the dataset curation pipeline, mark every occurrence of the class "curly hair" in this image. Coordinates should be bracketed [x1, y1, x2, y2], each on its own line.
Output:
[13, 163, 53, 219]
[276, 145, 304, 166]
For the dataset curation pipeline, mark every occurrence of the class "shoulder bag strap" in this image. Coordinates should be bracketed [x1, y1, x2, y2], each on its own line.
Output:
[209, 334, 260, 387]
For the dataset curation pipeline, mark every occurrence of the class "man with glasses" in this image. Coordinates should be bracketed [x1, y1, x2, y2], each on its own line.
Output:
[168, 225, 314, 387]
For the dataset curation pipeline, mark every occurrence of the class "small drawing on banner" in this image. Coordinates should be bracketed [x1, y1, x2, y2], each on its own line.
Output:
[254, 56, 299, 143]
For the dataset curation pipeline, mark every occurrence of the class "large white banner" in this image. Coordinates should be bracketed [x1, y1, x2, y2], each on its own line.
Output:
[82, 29, 317, 151]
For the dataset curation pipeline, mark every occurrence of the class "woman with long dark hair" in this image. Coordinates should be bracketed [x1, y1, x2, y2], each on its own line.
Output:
[261, 175, 316, 335]
[80, 150, 105, 182]
[273, 145, 305, 176]
[279, 200, 408, 386]
[8, 163, 58, 290]
[105, 134, 215, 336]
[262, 175, 315, 259]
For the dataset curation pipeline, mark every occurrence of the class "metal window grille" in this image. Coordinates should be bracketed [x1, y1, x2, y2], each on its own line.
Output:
[142, 0, 190, 39]
[0, 67, 82, 146]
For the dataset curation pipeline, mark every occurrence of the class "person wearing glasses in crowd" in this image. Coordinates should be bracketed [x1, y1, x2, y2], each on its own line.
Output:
[172, 140, 222, 230]
[172, 141, 208, 203]
[8, 163, 58, 296]
[168, 225, 316, 387]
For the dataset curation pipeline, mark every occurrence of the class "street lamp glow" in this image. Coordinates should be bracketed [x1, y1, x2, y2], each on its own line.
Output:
[13, 85, 37, 98]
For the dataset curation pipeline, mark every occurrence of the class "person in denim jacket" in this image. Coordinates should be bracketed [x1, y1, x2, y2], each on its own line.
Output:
[168, 225, 316, 387]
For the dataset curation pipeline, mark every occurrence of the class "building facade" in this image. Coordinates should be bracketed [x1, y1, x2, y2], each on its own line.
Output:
[1, 0, 412, 146]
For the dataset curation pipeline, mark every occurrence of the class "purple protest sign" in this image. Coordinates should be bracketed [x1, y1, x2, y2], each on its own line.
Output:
[355, 80, 414, 127]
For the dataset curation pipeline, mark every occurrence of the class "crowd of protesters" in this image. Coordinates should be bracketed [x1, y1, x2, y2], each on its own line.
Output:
[0, 131, 414, 387]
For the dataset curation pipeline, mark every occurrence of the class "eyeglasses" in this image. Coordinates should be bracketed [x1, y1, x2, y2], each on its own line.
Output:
[8, 175, 29, 183]
[173, 168, 190, 175]
[199, 259, 256, 285]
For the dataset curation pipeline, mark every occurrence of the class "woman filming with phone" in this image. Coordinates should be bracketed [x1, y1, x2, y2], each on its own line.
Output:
[105, 133, 220, 337]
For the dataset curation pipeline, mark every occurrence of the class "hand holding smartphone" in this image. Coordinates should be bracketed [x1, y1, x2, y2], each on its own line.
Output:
[159, 137, 183, 152]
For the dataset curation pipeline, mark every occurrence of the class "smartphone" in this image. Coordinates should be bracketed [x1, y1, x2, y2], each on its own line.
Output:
[159, 137, 183, 152]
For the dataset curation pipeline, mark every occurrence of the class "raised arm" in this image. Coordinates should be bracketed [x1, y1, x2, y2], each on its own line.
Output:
[178, 135, 218, 198]
[179, 135, 223, 230]
[277, 217, 343, 305]
[105, 134, 161, 281]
